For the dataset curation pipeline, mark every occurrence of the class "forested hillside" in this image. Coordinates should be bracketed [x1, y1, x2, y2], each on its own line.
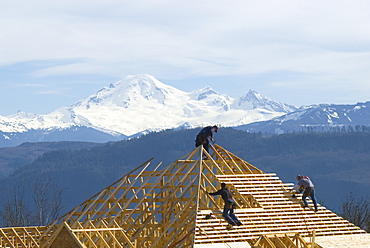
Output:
[0, 141, 101, 179]
[0, 128, 369, 226]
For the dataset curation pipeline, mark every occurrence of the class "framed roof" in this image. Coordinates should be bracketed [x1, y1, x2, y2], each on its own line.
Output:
[0, 144, 369, 248]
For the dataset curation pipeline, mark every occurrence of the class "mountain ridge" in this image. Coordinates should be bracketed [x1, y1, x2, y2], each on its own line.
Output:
[236, 101, 370, 134]
[2, 74, 370, 148]
[0, 74, 297, 147]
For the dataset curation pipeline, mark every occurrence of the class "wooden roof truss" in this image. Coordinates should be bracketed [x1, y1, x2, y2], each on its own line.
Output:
[0, 144, 368, 248]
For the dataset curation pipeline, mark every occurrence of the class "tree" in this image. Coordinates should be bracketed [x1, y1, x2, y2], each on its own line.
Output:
[0, 179, 31, 227]
[0, 174, 63, 227]
[339, 192, 370, 232]
[31, 175, 63, 225]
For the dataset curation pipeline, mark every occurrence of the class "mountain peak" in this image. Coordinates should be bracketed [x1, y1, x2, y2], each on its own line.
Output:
[234, 89, 297, 113]
[116, 74, 169, 92]
[243, 89, 264, 102]
[190, 86, 219, 101]
[74, 74, 184, 109]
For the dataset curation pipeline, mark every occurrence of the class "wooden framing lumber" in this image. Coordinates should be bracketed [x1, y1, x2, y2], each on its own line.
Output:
[0, 144, 368, 248]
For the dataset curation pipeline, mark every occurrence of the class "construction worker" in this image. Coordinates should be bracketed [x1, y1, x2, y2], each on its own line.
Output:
[207, 183, 242, 229]
[292, 175, 318, 212]
[195, 125, 218, 155]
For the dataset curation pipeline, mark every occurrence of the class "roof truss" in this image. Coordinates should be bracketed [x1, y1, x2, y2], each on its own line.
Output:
[0, 144, 369, 248]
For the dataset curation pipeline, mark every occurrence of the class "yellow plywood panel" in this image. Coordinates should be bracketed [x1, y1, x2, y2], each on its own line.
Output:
[49, 226, 82, 248]
[313, 234, 370, 248]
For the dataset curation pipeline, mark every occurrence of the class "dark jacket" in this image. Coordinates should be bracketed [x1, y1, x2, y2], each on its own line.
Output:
[209, 187, 233, 203]
[197, 126, 214, 139]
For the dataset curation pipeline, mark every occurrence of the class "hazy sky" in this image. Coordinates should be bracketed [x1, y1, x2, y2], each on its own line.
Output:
[1, 0, 370, 115]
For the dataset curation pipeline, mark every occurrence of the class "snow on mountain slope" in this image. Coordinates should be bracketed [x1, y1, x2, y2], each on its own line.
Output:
[273, 103, 370, 125]
[0, 115, 28, 133]
[236, 102, 370, 134]
[234, 89, 297, 113]
[1, 74, 296, 137]
[68, 75, 191, 134]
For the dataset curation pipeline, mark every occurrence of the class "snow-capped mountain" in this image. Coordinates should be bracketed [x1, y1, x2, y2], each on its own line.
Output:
[0, 74, 297, 147]
[236, 102, 370, 134]
[232, 89, 296, 113]
[2, 74, 370, 147]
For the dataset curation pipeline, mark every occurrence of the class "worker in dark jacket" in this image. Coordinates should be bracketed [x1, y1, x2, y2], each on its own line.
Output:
[195, 125, 218, 154]
[207, 183, 242, 228]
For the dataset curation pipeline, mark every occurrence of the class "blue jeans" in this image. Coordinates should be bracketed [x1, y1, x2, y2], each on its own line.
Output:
[223, 205, 240, 225]
[302, 187, 318, 211]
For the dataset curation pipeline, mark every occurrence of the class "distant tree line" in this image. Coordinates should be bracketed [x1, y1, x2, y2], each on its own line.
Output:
[295, 125, 370, 134]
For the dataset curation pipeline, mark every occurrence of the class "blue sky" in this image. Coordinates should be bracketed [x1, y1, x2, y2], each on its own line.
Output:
[1, 0, 370, 115]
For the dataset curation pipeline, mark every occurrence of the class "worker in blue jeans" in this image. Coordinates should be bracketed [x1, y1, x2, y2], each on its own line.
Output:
[293, 175, 318, 212]
[207, 183, 242, 228]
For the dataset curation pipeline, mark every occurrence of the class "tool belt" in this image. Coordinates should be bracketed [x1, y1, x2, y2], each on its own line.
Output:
[195, 133, 208, 146]
[225, 198, 236, 209]
[303, 187, 313, 197]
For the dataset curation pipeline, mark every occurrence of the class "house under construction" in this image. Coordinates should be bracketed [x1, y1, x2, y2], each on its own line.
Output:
[0, 144, 369, 248]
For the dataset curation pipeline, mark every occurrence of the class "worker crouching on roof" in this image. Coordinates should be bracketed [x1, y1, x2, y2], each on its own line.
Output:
[293, 175, 318, 212]
[195, 125, 218, 155]
[207, 183, 242, 228]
